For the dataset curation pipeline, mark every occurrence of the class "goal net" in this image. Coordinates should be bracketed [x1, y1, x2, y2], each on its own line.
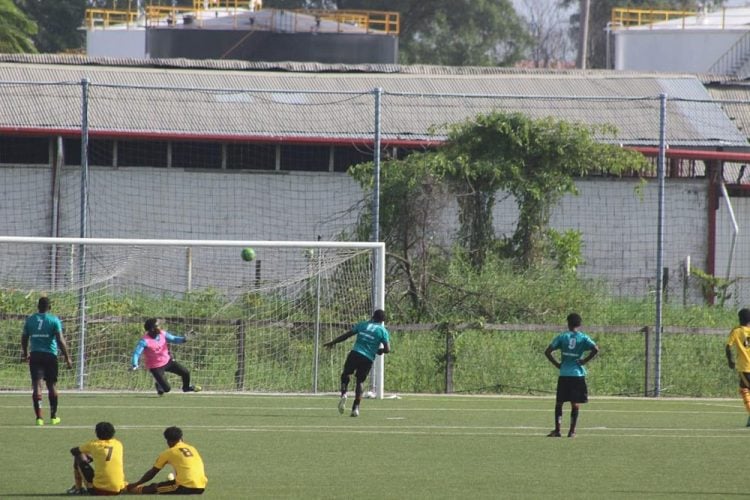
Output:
[0, 236, 385, 395]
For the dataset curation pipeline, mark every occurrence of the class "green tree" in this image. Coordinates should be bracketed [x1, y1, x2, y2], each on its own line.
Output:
[436, 111, 650, 269]
[0, 0, 37, 53]
[18, 0, 86, 53]
[349, 152, 451, 319]
[264, 0, 531, 66]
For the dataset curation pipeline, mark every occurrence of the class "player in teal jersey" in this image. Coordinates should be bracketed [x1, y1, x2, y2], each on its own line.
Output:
[324, 309, 390, 417]
[21, 297, 73, 426]
[544, 313, 599, 438]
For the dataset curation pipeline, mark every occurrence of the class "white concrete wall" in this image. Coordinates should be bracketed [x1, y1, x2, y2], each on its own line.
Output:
[0, 166, 739, 305]
[614, 29, 744, 72]
[87, 29, 147, 58]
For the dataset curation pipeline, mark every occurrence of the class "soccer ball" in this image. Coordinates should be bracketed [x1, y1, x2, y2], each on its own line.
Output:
[364, 391, 376, 399]
[167, 472, 175, 481]
[241, 248, 255, 262]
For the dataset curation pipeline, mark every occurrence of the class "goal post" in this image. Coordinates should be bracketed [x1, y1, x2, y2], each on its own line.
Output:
[0, 236, 386, 396]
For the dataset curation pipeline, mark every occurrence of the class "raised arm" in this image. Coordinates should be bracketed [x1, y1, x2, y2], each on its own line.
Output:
[323, 330, 356, 349]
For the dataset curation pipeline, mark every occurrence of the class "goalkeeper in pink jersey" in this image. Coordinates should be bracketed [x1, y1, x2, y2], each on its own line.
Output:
[131, 318, 201, 395]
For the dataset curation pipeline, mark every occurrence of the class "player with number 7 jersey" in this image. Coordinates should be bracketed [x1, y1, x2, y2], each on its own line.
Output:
[68, 421, 127, 495]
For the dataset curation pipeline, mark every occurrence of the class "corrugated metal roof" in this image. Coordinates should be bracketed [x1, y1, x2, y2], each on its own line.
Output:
[0, 54, 745, 148]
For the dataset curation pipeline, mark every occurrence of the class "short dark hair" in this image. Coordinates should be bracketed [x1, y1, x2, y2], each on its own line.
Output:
[372, 309, 386, 323]
[95, 421, 115, 440]
[144, 318, 159, 331]
[739, 309, 750, 325]
[567, 313, 582, 330]
[163, 426, 183, 443]
[38, 297, 50, 312]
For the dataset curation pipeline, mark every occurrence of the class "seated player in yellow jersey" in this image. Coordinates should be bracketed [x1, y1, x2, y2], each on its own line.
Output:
[127, 426, 207, 495]
[68, 421, 127, 495]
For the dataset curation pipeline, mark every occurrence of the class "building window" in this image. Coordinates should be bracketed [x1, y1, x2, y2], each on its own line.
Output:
[172, 141, 222, 169]
[0, 136, 49, 164]
[333, 146, 373, 172]
[62, 138, 114, 167]
[118, 140, 168, 167]
[280, 145, 330, 172]
[226, 143, 276, 170]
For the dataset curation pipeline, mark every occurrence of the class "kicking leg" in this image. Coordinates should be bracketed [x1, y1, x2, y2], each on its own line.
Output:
[150, 367, 170, 394]
[165, 360, 194, 392]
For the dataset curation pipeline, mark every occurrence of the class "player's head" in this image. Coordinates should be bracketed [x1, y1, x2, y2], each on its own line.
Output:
[95, 421, 116, 440]
[37, 296, 50, 313]
[163, 426, 183, 445]
[739, 308, 750, 325]
[144, 318, 160, 333]
[372, 309, 386, 323]
[567, 313, 582, 330]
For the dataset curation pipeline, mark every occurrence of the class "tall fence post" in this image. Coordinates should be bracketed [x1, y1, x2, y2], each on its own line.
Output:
[235, 319, 245, 390]
[654, 92, 668, 397]
[445, 329, 454, 394]
[371, 87, 385, 398]
[76, 78, 90, 390]
[642, 326, 650, 396]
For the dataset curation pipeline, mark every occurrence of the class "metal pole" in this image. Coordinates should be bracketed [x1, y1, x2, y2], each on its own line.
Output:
[654, 93, 667, 397]
[313, 235, 322, 393]
[372, 88, 385, 398]
[77, 79, 90, 390]
[577, 0, 591, 69]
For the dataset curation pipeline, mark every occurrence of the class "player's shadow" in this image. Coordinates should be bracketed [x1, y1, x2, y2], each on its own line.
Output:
[6, 494, 79, 497]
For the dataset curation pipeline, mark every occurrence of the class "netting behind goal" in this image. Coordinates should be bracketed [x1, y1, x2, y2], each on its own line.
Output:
[0, 237, 385, 394]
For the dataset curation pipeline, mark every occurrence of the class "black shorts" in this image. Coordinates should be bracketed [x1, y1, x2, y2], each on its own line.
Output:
[342, 351, 374, 383]
[29, 352, 59, 385]
[555, 376, 588, 404]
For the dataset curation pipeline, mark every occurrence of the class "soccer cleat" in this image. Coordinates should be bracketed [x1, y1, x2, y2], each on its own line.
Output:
[547, 430, 561, 437]
[155, 383, 164, 396]
[183, 385, 201, 393]
[66, 485, 86, 495]
[338, 394, 347, 415]
[746, 416, 750, 427]
[51, 417, 61, 425]
[36, 418, 44, 426]
[567, 431, 576, 438]
[350, 407, 359, 417]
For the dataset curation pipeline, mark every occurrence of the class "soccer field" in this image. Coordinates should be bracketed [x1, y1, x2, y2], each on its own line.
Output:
[1, 392, 748, 499]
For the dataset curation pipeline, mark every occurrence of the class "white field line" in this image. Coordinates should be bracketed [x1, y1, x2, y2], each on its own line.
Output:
[2, 422, 746, 438]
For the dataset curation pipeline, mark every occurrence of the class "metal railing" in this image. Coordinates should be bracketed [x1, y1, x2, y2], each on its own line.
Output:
[611, 7, 695, 30]
[708, 30, 750, 77]
[84, 2, 399, 35]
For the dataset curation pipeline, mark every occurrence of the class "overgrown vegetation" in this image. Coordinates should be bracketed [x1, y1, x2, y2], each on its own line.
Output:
[351, 111, 651, 323]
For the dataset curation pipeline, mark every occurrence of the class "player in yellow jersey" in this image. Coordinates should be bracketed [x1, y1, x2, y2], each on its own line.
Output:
[726, 308, 750, 427]
[68, 421, 127, 495]
[127, 426, 207, 495]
